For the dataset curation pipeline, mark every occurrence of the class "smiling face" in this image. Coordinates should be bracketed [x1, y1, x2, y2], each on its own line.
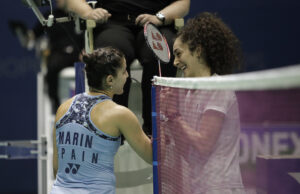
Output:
[173, 37, 211, 78]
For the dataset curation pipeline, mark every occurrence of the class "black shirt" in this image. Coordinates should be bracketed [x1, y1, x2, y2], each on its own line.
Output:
[99, 0, 175, 15]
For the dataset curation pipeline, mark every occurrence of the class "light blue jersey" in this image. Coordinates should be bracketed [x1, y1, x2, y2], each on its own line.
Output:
[51, 93, 121, 194]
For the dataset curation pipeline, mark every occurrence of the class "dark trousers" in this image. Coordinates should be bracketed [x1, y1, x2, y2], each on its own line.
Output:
[94, 20, 177, 134]
[45, 51, 79, 112]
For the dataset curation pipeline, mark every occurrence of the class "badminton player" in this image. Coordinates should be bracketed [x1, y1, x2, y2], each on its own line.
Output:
[161, 12, 245, 194]
[51, 47, 152, 194]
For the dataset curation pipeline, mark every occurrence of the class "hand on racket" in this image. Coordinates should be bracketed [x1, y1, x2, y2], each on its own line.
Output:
[136, 14, 163, 26]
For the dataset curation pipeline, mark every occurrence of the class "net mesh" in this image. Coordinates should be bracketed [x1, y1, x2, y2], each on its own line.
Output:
[152, 65, 300, 194]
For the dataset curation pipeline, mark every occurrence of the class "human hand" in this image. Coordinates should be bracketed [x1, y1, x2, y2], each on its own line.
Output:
[79, 49, 86, 62]
[159, 87, 180, 120]
[84, 8, 111, 23]
[159, 87, 170, 120]
[135, 14, 163, 26]
[159, 87, 184, 146]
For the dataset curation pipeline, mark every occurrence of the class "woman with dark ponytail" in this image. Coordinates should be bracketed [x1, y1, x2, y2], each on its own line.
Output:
[51, 47, 152, 194]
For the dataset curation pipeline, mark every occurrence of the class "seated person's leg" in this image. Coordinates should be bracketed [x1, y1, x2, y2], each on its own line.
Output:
[136, 26, 177, 135]
[94, 23, 136, 107]
[46, 51, 80, 112]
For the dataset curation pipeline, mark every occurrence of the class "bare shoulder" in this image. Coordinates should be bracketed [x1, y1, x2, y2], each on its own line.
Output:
[113, 104, 136, 120]
[55, 97, 75, 122]
[102, 103, 138, 126]
[90, 101, 137, 136]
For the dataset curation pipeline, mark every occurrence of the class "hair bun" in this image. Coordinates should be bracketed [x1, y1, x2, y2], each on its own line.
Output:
[83, 53, 95, 72]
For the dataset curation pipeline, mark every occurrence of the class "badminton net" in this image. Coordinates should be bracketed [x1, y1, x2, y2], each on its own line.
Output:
[151, 65, 300, 194]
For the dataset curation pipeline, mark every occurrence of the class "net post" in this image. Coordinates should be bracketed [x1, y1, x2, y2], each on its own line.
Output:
[75, 62, 86, 94]
[151, 85, 159, 194]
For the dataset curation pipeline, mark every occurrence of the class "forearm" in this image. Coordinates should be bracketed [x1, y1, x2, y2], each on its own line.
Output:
[143, 138, 153, 164]
[65, 0, 92, 19]
[53, 152, 58, 178]
[171, 116, 216, 156]
[160, 0, 190, 25]
[53, 166, 57, 179]
[52, 127, 58, 178]
[175, 117, 203, 146]
[126, 135, 152, 164]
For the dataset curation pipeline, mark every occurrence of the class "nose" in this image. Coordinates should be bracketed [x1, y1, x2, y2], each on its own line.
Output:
[173, 57, 179, 68]
[126, 70, 129, 78]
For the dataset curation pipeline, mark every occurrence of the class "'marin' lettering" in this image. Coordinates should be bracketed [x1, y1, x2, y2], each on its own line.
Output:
[58, 131, 93, 148]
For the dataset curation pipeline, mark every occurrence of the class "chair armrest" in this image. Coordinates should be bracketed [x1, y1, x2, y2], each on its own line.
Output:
[174, 18, 184, 31]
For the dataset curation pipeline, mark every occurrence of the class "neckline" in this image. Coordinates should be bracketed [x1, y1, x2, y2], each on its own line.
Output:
[84, 92, 111, 98]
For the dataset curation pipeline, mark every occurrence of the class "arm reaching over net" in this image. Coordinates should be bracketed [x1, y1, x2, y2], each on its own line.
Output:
[169, 110, 224, 157]
[114, 106, 153, 164]
[160, 88, 225, 157]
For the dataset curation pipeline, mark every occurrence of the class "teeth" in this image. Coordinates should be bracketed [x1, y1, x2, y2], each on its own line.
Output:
[181, 65, 187, 70]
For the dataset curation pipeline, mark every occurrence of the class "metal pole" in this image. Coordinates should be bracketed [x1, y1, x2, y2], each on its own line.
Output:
[37, 72, 48, 194]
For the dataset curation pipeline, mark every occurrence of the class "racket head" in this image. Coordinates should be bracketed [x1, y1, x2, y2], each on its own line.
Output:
[144, 22, 171, 64]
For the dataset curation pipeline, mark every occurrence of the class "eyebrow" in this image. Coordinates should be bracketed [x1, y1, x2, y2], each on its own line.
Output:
[173, 48, 178, 54]
[173, 48, 180, 55]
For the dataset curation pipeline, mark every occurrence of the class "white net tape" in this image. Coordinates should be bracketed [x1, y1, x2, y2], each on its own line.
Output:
[153, 65, 300, 90]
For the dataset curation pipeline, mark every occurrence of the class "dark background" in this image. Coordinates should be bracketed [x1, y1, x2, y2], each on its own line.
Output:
[0, 0, 299, 193]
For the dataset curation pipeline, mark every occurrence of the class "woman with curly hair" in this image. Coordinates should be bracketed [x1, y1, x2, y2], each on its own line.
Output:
[160, 12, 245, 194]
[174, 12, 242, 76]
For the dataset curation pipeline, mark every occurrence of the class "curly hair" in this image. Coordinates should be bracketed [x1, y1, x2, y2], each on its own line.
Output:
[82, 47, 125, 90]
[177, 12, 242, 75]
